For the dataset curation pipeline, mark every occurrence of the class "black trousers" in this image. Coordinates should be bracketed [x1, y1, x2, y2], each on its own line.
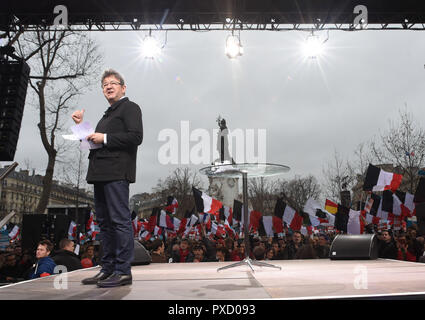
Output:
[94, 180, 134, 275]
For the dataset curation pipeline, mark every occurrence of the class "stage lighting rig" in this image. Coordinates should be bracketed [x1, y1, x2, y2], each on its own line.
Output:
[302, 30, 329, 59]
[225, 30, 243, 59]
[140, 29, 167, 59]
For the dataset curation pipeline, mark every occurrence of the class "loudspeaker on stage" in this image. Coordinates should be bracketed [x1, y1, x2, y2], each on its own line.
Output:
[329, 234, 379, 260]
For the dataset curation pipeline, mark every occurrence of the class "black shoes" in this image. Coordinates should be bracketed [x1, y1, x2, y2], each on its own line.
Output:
[81, 271, 112, 285]
[97, 273, 132, 288]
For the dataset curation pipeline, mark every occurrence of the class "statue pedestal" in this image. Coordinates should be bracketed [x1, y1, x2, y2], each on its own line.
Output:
[208, 176, 239, 208]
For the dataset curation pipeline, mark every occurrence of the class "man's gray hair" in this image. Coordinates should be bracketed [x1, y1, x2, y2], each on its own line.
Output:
[101, 69, 125, 87]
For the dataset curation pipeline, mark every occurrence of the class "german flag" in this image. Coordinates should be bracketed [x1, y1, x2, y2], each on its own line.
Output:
[325, 199, 338, 215]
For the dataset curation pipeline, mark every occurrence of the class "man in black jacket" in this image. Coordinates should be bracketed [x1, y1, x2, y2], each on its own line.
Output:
[378, 230, 398, 259]
[52, 239, 82, 272]
[73, 69, 143, 288]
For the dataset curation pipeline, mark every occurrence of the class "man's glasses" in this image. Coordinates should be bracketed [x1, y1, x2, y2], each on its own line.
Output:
[102, 81, 122, 88]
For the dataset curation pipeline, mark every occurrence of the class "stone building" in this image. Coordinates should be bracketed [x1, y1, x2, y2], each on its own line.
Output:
[0, 165, 94, 224]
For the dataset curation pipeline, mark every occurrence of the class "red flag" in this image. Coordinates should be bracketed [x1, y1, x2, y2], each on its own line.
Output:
[248, 210, 262, 232]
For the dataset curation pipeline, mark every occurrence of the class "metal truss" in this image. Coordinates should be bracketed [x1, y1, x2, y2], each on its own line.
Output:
[3, 9, 425, 33]
[5, 21, 425, 32]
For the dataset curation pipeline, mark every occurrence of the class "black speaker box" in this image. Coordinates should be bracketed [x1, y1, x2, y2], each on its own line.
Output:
[22, 214, 47, 254]
[0, 60, 30, 161]
[52, 214, 70, 249]
[98, 239, 152, 266]
[329, 234, 379, 260]
[133, 240, 152, 265]
[415, 202, 425, 219]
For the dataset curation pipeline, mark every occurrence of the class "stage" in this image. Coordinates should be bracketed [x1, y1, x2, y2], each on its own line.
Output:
[1, 259, 425, 300]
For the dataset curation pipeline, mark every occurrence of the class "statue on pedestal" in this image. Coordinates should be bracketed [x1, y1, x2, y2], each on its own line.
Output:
[209, 116, 238, 207]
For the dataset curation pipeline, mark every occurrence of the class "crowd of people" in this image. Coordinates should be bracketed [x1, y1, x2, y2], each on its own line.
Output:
[141, 224, 425, 264]
[0, 239, 100, 285]
[1, 223, 424, 286]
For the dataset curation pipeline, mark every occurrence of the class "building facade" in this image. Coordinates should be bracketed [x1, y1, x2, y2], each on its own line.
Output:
[0, 165, 94, 224]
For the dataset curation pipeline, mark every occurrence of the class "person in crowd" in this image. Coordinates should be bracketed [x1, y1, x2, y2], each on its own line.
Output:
[396, 233, 417, 262]
[271, 240, 284, 260]
[283, 231, 303, 259]
[231, 240, 245, 261]
[171, 239, 194, 263]
[215, 247, 228, 262]
[295, 238, 318, 259]
[253, 246, 265, 260]
[378, 230, 398, 260]
[51, 239, 82, 272]
[224, 238, 234, 260]
[0, 253, 25, 283]
[315, 234, 330, 259]
[81, 258, 94, 268]
[192, 244, 210, 262]
[29, 240, 56, 279]
[405, 226, 424, 261]
[150, 239, 167, 263]
[81, 244, 99, 267]
[13, 246, 22, 262]
[265, 248, 274, 260]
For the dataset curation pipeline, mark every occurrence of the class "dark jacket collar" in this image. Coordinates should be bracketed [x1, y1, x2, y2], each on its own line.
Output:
[104, 97, 128, 117]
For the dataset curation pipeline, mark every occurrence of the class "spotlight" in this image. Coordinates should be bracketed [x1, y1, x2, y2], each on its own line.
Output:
[141, 35, 161, 59]
[225, 32, 243, 59]
[302, 30, 328, 59]
[140, 29, 167, 59]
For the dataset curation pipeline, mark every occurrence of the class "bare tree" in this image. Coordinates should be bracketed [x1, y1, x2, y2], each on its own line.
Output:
[152, 167, 204, 218]
[248, 177, 279, 214]
[369, 108, 425, 193]
[277, 175, 322, 213]
[322, 150, 353, 201]
[15, 29, 102, 213]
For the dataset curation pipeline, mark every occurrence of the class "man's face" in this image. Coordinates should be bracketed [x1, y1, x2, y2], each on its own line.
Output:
[102, 76, 126, 104]
[193, 248, 203, 256]
[180, 241, 188, 251]
[216, 251, 225, 261]
[159, 243, 164, 253]
[5, 255, 16, 266]
[36, 244, 50, 259]
[319, 236, 327, 246]
[238, 243, 245, 253]
[382, 231, 391, 242]
[266, 250, 274, 259]
[293, 233, 302, 244]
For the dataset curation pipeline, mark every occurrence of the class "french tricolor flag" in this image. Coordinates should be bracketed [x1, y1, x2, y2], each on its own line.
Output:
[395, 190, 415, 218]
[165, 196, 178, 215]
[158, 210, 175, 230]
[282, 204, 303, 231]
[68, 221, 77, 239]
[8, 225, 20, 241]
[363, 164, 403, 192]
[211, 222, 226, 237]
[86, 211, 94, 231]
[192, 187, 223, 216]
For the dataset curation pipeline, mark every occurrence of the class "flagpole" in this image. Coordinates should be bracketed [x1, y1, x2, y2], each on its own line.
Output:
[242, 171, 250, 259]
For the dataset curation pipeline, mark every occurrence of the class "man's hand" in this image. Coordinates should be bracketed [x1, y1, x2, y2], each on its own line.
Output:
[86, 133, 104, 144]
[72, 109, 85, 124]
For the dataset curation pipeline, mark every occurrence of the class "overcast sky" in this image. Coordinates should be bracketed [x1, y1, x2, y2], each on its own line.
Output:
[10, 28, 425, 197]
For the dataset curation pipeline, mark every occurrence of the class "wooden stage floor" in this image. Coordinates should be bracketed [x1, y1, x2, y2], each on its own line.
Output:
[1, 259, 425, 300]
